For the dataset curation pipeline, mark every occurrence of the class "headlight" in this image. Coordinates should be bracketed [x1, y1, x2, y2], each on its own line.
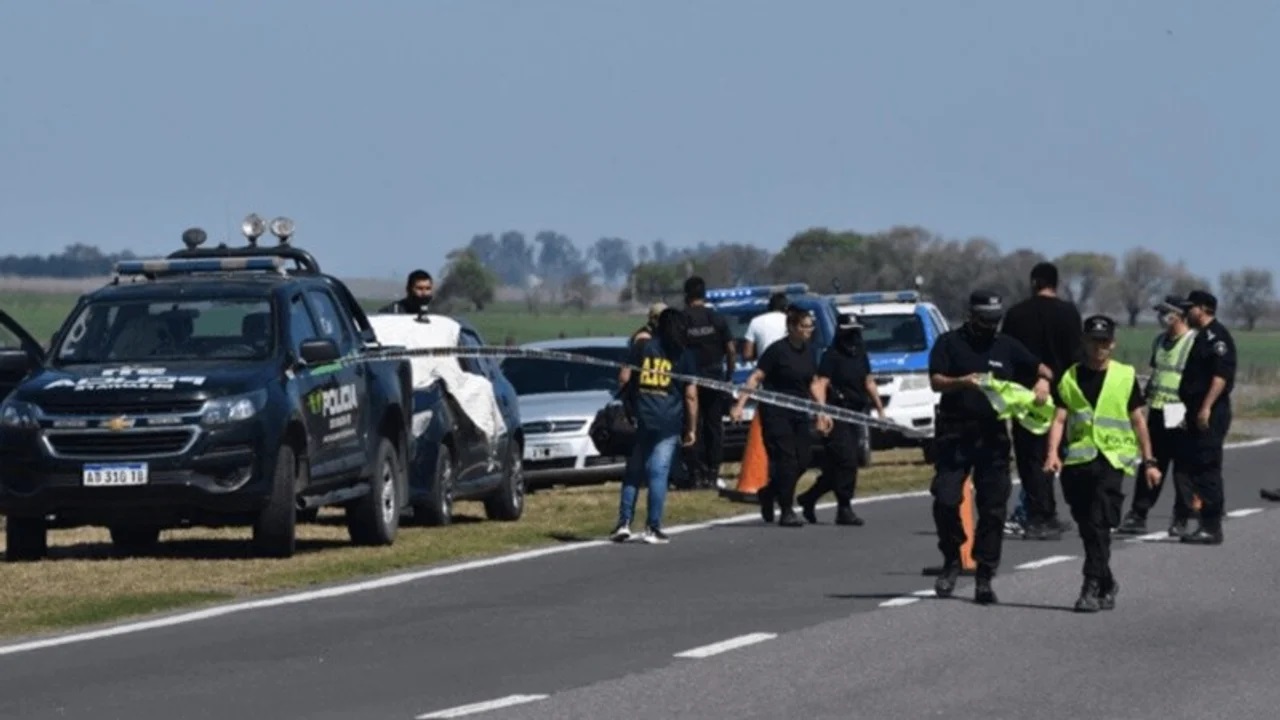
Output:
[899, 374, 931, 391]
[202, 390, 267, 425]
[0, 399, 40, 429]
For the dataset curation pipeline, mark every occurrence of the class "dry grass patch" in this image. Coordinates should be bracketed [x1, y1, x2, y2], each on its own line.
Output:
[0, 449, 932, 638]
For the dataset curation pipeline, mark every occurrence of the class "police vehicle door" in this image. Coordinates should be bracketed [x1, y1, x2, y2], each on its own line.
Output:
[453, 327, 497, 484]
[0, 310, 47, 402]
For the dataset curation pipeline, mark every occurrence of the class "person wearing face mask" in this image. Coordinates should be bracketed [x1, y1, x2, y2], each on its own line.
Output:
[378, 270, 435, 314]
[1116, 295, 1199, 537]
[729, 307, 819, 527]
[926, 289, 1054, 604]
[799, 313, 884, 526]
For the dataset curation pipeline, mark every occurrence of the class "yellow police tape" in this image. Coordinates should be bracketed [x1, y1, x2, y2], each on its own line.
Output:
[355, 344, 932, 439]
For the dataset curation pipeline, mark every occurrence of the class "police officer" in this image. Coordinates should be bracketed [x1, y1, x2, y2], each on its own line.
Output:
[378, 270, 434, 314]
[1045, 315, 1161, 612]
[681, 277, 735, 490]
[928, 289, 1054, 604]
[800, 313, 885, 526]
[1177, 290, 1236, 545]
[1117, 295, 1198, 536]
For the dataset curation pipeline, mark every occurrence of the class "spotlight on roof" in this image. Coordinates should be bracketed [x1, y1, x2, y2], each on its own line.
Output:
[269, 216, 295, 245]
[181, 227, 208, 250]
[241, 213, 266, 246]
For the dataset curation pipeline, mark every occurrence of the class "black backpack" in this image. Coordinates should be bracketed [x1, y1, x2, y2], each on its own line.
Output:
[589, 399, 636, 458]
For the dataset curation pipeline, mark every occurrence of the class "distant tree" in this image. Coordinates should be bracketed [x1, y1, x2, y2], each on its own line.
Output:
[438, 250, 498, 310]
[1055, 251, 1117, 311]
[590, 237, 634, 286]
[1219, 268, 1274, 331]
[1115, 247, 1168, 326]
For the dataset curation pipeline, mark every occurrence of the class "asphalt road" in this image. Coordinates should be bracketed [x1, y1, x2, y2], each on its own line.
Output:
[0, 439, 1275, 720]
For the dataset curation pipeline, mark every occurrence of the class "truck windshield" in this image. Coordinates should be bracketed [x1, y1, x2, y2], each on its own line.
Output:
[502, 346, 630, 395]
[53, 297, 276, 364]
[861, 313, 928, 354]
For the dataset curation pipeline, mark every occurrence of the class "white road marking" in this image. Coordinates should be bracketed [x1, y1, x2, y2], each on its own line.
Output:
[1015, 555, 1077, 570]
[416, 694, 549, 718]
[911, 589, 937, 597]
[675, 633, 777, 658]
[1127, 531, 1173, 543]
[0, 439, 1272, 657]
[878, 597, 921, 608]
[1227, 507, 1263, 518]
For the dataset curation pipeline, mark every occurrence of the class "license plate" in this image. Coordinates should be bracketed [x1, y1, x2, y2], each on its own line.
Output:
[527, 445, 569, 460]
[83, 462, 149, 487]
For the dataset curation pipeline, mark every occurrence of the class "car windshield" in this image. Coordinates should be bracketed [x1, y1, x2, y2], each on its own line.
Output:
[860, 313, 927, 353]
[502, 345, 631, 395]
[53, 296, 276, 364]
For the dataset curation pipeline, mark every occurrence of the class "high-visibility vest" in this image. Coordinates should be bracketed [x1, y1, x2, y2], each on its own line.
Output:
[977, 374, 1055, 435]
[1148, 329, 1196, 410]
[1058, 361, 1140, 474]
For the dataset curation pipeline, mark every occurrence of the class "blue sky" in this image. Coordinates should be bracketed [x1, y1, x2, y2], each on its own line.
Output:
[1, 0, 1276, 284]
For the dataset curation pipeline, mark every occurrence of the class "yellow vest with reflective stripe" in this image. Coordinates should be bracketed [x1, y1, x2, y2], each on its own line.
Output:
[1058, 361, 1140, 474]
[978, 374, 1054, 435]
[1148, 329, 1196, 410]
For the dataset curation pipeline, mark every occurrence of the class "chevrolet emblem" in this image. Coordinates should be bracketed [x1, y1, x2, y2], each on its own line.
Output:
[103, 416, 135, 432]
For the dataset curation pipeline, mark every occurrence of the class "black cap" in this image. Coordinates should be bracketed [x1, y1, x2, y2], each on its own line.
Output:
[1083, 314, 1116, 340]
[1186, 289, 1217, 312]
[1153, 294, 1192, 315]
[837, 313, 862, 330]
[968, 289, 1003, 319]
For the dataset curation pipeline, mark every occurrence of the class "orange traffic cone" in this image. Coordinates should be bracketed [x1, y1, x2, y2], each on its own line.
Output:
[719, 413, 768, 502]
[958, 475, 977, 572]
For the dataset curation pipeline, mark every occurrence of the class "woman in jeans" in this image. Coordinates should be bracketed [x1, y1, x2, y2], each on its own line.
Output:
[611, 309, 699, 544]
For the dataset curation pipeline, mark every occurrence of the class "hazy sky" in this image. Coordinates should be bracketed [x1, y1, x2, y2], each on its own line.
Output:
[2, 0, 1276, 284]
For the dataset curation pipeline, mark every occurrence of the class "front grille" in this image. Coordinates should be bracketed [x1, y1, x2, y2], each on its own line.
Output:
[44, 429, 196, 458]
[40, 399, 206, 416]
[526, 457, 576, 471]
[522, 419, 587, 435]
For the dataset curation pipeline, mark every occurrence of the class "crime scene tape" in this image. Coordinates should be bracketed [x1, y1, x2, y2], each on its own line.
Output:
[354, 343, 930, 439]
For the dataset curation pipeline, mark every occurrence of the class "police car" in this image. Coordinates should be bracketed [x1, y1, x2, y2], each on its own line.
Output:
[828, 289, 949, 461]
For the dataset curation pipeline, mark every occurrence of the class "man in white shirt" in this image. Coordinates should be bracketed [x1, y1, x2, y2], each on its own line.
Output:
[743, 293, 790, 361]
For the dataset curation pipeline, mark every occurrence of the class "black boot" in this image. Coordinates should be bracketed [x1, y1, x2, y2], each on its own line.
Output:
[1098, 575, 1119, 610]
[798, 492, 818, 524]
[777, 507, 804, 527]
[1115, 511, 1146, 535]
[1180, 524, 1224, 545]
[1074, 578, 1102, 613]
[934, 561, 961, 598]
[974, 575, 998, 605]
[835, 505, 863, 526]
[758, 486, 775, 523]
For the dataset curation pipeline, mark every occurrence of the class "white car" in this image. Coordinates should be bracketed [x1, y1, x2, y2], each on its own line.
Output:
[830, 290, 950, 461]
[500, 336, 632, 488]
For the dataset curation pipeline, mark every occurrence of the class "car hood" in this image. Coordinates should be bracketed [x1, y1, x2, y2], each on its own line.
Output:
[14, 360, 275, 407]
[516, 390, 614, 421]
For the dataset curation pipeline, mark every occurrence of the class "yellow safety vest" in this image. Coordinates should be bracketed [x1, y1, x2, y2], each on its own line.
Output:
[1148, 329, 1196, 410]
[1058, 361, 1140, 474]
[978, 374, 1054, 435]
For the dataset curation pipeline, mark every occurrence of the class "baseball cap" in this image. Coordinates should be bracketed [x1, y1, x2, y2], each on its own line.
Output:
[837, 313, 862, 330]
[1186, 289, 1217, 312]
[968, 289, 1004, 320]
[1083, 314, 1116, 340]
[1153, 294, 1191, 315]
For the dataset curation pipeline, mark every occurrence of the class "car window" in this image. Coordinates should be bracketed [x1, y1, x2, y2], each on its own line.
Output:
[457, 329, 485, 375]
[860, 313, 928, 354]
[289, 293, 320, 356]
[501, 346, 630, 395]
[306, 289, 355, 355]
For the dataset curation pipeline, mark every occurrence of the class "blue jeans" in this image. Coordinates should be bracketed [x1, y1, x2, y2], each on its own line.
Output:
[618, 429, 678, 529]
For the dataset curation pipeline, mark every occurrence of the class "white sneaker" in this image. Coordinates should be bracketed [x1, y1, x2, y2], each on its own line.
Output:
[610, 524, 632, 542]
[642, 526, 669, 544]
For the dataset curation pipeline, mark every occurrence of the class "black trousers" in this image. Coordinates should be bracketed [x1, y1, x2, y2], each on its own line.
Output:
[1013, 423, 1058, 525]
[930, 423, 1013, 578]
[803, 420, 861, 506]
[1186, 401, 1231, 532]
[685, 385, 728, 485]
[1130, 409, 1194, 521]
[761, 409, 812, 510]
[1062, 458, 1125, 581]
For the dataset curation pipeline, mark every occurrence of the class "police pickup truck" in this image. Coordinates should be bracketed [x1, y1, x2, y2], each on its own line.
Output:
[0, 217, 414, 560]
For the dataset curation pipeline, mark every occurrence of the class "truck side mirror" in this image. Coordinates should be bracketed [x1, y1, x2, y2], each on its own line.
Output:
[299, 338, 340, 365]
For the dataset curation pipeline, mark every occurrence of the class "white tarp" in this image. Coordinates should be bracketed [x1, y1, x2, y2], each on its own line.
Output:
[367, 314, 507, 446]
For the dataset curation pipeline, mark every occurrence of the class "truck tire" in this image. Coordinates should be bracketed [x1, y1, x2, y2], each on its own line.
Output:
[110, 526, 161, 554]
[347, 437, 402, 546]
[252, 444, 298, 558]
[484, 439, 525, 522]
[416, 445, 455, 526]
[5, 516, 47, 562]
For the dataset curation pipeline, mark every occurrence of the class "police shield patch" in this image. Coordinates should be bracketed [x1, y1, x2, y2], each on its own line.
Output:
[1213, 340, 1227, 356]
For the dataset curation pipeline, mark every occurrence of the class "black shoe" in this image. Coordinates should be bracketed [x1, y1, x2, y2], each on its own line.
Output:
[835, 506, 864, 526]
[1261, 487, 1280, 502]
[758, 488, 775, 523]
[1074, 578, 1102, 613]
[1115, 511, 1146, 535]
[798, 494, 818, 524]
[974, 577, 997, 605]
[778, 509, 804, 527]
[934, 562, 961, 598]
[1180, 527, 1224, 545]
[1168, 518, 1190, 538]
[1098, 577, 1119, 610]
[1023, 522, 1063, 541]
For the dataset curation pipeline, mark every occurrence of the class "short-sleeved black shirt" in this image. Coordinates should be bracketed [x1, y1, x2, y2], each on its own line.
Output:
[683, 305, 732, 379]
[1052, 364, 1144, 414]
[928, 325, 1042, 423]
[817, 344, 873, 411]
[1178, 319, 1236, 409]
[756, 338, 817, 418]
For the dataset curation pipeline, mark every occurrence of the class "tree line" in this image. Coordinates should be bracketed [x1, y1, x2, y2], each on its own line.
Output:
[0, 244, 138, 278]
[438, 227, 1276, 330]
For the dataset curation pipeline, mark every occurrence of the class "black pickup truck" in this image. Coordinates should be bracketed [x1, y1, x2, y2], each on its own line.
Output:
[0, 218, 413, 560]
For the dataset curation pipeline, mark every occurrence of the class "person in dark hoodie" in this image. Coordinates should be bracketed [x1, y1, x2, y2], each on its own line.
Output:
[377, 270, 434, 314]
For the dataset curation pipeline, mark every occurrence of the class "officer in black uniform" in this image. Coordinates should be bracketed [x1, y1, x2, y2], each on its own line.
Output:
[378, 269, 434, 314]
[1177, 289, 1236, 545]
[680, 276, 735, 490]
[927, 290, 1054, 604]
[799, 313, 884, 526]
